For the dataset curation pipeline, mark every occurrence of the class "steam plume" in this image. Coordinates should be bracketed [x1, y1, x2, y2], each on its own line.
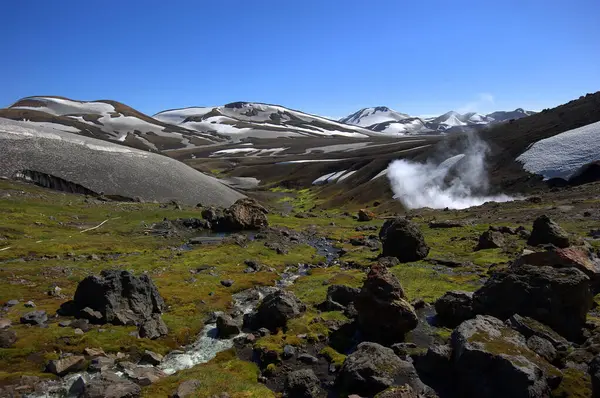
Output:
[387, 134, 513, 209]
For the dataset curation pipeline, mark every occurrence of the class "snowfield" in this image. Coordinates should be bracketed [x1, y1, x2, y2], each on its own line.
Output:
[516, 121, 600, 180]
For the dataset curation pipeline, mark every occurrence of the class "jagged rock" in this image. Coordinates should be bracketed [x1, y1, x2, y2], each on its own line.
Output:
[0, 329, 17, 348]
[337, 342, 426, 397]
[298, 353, 319, 364]
[83, 370, 141, 398]
[71, 318, 91, 332]
[391, 342, 417, 357]
[123, 366, 166, 386]
[512, 247, 600, 286]
[84, 347, 106, 357]
[46, 356, 87, 376]
[247, 290, 306, 332]
[141, 350, 163, 366]
[505, 314, 569, 349]
[472, 265, 592, 340]
[377, 256, 400, 268]
[207, 198, 269, 232]
[216, 313, 241, 338]
[172, 379, 201, 398]
[89, 356, 115, 372]
[139, 314, 168, 339]
[527, 336, 558, 363]
[379, 218, 429, 262]
[0, 318, 11, 329]
[475, 230, 505, 250]
[358, 209, 375, 222]
[414, 344, 452, 377]
[451, 315, 561, 398]
[60, 270, 165, 326]
[354, 264, 417, 344]
[80, 307, 103, 323]
[284, 369, 322, 398]
[528, 215, 570, 248]
[20, 310, 47, 325]
[318, 284, 360, 312]
[434, 291, 474, 327]
[69, 376, 87, 397]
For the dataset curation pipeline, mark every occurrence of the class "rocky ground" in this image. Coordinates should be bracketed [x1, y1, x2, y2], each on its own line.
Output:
[1, 178, 600, 397]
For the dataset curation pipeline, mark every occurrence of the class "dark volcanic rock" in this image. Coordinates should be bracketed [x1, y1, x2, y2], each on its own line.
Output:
[20, 310, 47, 326]
[247, 290, 306, 332]
[434, 290, 474, 327]
[318, 284, 360, 312]
[354, 264, 417, 344]
[472, 265, 592, 341]
[337, 342, 426, 397]
[60, 270, 167, 337]
[46, 356, 87, 376]
[172, 379, 201, 398]
[357, 209, 375, 222]
[526, 335, 558, 363]
[451, 315, 561, 398]
[590, 355, 600, 398]
[207, 198, 269, 232]
[379, 218, 429, 262]
[284, 369, 322, 398]
[528, 215, 570, 248]
[512, 247, 600, 286]
[216, 313, 241, 338]
[0, 329, 17, 348]
[83, 370, 141, 398]
[139, 314, 168, 339]
[374, 385, 419, 398]
[505, 314, 569, 349]
[475, 230, 505, 250]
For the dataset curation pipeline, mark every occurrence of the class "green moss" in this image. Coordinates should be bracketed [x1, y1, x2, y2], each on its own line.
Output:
[288, 266, 363, 306]
[551, 367, 592, 397]
[320, 346, 346, 367]
[142, 350, 274, 398]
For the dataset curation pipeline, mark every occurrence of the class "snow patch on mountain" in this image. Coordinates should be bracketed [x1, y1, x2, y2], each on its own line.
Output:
[516, 121, 600, 180]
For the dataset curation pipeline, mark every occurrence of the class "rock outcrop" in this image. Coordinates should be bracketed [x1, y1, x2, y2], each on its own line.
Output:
[379, 218, 429, 262]
[354, 264, 417, 344]
[475, 230, 505, 250]
[451, 315, 561, 398]
[245, 290, 306, 332]
[472, 265, 592, 340]
[528, 215, 570, 248]
[202, 198, 268, 232]
[337, 342, 426, 397]
[59, 270, 168, 339]
[434, 291, 474, 327]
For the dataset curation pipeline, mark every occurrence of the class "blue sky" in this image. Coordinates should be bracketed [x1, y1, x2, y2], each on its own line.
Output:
[2, 0, 599, 118]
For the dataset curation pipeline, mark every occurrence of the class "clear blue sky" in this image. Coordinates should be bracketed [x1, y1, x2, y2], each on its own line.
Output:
[2, 0, 599, 118]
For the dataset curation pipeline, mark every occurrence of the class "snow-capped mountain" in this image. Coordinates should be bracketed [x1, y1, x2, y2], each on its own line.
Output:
[340, 107, 536, 135]
[4, 96, 219, 151]
[338, 106, 410, 128]
[154, 102, 374, 141]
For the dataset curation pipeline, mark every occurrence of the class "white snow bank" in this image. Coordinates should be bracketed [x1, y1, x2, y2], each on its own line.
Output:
[516, 121, 600, 180]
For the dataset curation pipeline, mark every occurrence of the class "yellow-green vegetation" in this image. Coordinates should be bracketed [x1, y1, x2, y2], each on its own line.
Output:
[320, 346, 346, 367]
[271, 187, 319, 212]
[142, 350, 275, 398]
[551, 367, 592, 398]
[289, 266, 363, 306]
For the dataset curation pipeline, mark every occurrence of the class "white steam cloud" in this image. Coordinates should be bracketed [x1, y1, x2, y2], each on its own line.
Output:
[387, 134, 514, 209]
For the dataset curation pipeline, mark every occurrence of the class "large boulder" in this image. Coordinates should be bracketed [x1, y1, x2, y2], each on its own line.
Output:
[247, 290, 306, 332]
[206, 198, 269, 232]
[590, 355, 600, 397]
[512, 247, 600, 287]
[46, 356, 87, 376]
[60, 270, 167, 337]
[318, 284, 360, 312]
[337, 342, 426, 397]
[475, 230, 505, 251]
[451, 315, 561, 398]
[505, 314, 569, 349]
[434, 291, 474, 327]
[284, 369, 322, 398]
[83, 370, 141, 398]
[20, 310, 47, 326]
[354, 264, 417, 344]
[379, 218, 429, 262]
[528, 215, 570, 248]
[216, 313, 242, 338]
[138, 314, 169, 339]
[357, 209, 375, 222]
[473, 265, 592, 341]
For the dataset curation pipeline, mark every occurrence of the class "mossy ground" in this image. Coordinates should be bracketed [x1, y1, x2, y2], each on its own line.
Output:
[1, 181, 598, 395]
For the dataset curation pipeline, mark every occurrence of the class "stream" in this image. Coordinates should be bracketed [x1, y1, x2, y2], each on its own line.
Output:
[26, 237, 340, 397]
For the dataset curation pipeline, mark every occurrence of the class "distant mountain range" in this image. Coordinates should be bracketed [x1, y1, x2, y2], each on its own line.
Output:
[339, 107, 537, 135]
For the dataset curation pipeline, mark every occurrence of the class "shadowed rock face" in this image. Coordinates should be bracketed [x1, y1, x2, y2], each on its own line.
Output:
[379, 218, 429, 262]
[0, 118, 244, 206]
